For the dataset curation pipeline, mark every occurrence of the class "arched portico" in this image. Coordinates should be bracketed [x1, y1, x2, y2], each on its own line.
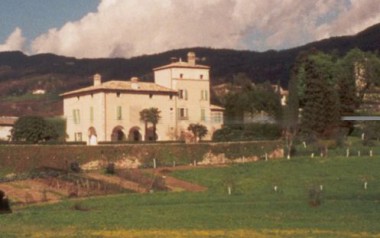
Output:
[111, 126, 126, 141]
[128, 126, 142, 141]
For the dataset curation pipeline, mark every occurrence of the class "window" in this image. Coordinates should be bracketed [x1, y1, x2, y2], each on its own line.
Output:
[90, 107, 94, 123]
[149, 94, 153, 99]
[178, 108, 188, 120]
[201, 109, 206, 121]
[169, 95, 173, 100]
[73, 109, 80, 124]
[117, 106, 122, 120]
[179, 89, 188, 100]
[200, 74, 204, 79]
[75, 132, 83, 142]
[180, 73, 183, 79]
[212, 112, 223, 123]
[201, 90, 209, 101]
[117, 92, 121, 97]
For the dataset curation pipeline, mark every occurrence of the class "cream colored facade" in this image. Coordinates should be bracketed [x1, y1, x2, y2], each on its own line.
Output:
[0, 117, 17, 141]
[61, 52, 224, 144]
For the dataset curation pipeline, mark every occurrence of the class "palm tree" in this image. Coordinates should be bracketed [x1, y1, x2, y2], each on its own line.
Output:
[140, 107, 161, 141]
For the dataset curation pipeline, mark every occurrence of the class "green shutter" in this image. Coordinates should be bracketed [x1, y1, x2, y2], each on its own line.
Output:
[117, 106, 122, 120]
[77, 109, 80, 124]
[73, 109, 80, 124]
[73, 110, 77, 124]
[201, 109, 205, 121]
[90, 107, 94, 122]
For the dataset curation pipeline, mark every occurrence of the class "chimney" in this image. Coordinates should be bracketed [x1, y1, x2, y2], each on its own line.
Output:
[187, 52, 196, 65]
[93, 73, 102, 86]
[131, 77, 139, 89]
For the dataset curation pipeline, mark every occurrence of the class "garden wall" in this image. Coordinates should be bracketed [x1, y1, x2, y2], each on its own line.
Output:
[0, 141, 283, 174]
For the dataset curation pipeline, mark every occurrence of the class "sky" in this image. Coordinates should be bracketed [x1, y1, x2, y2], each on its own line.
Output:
[0, 0, 379, 59]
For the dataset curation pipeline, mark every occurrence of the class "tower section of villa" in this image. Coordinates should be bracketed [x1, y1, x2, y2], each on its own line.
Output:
[154, 52, 224, 140]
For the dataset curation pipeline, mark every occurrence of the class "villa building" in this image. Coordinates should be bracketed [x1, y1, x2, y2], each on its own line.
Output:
[0, 116, 17, 141]
[61, 52, 224, 144]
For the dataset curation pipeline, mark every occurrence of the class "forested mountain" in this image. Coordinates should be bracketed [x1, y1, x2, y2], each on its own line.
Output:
[0, 23, 379, 117]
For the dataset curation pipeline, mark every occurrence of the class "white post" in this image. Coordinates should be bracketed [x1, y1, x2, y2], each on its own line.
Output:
[287, 154, 290, 160]
[242, 156, 246, 163]
[370, 150, 373, 157]
[265, 153, 268, 161]
[153, 158, 156, 169]
[173, 161, 176, 167]
[303, 141, 307, 148]
[273, 185, 278, 192]
[364, 181, 368, 190]
[194, 160, 197, 166]
[346, 148, 350, 158]
[311, 153, 314, 158]
[319, 185, 323, 191]
[228, 186, 232, 195]
[358, 151, 361, 157]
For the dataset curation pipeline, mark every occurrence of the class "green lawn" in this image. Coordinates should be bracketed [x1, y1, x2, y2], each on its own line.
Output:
[1, 156, 380, 237]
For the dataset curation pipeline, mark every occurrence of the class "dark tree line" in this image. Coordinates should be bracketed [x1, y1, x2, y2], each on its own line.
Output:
[286, 48, 380, 141]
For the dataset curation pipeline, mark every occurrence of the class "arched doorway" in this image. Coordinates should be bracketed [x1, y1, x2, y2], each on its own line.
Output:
[88, 127, 98, 145]
[128, 126, 142, 142]
[111, 126, 125, 142]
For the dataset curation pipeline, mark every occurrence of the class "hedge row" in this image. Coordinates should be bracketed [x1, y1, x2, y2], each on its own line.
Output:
[0, 141, 282, 174]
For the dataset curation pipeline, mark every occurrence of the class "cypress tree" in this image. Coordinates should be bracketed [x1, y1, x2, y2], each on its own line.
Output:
[300, 54, 340, 139]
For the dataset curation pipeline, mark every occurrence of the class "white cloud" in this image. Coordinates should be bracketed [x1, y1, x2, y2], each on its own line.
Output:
[315, 0, 380, 40]
[0, 27, 26, 52]
[30, 0, 380, 58]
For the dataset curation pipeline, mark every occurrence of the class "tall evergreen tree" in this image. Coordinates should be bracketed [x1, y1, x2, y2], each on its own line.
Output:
[283, 68, 300, 158]
[300, 54, 340, 139]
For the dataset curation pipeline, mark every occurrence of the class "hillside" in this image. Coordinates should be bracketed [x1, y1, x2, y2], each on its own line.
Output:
[0, 23, 379, 117]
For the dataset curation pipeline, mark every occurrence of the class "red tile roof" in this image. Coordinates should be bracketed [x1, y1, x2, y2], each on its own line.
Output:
[0, 117, 18, 126]
[60, 80, 177, 97]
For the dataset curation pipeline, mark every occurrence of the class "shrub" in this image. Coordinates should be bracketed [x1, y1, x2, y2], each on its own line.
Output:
[11, 116, 59, 143]
[151, 176, 168, 191]
[188, 123, 208, 141]
[70, 162, 81, 173]
[105, 163, 116, 174]
[72, 203, 90, 211]
[308, 186, 322, 207]
[244, 123, 282, 140]
[0, 190, 12, 214]
[213, 123, 282, 141]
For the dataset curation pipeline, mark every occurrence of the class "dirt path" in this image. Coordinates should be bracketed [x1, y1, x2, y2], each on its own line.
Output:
[86, 172, 147, 193]
[161, 175, 207, 192]
[144, 166, 212, 192]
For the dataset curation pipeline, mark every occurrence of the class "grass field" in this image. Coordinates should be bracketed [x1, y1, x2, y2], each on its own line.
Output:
[1, 156, 380, 237]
